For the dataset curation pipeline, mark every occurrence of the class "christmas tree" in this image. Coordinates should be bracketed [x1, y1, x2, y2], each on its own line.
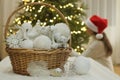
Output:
[11, 0, 89, 53]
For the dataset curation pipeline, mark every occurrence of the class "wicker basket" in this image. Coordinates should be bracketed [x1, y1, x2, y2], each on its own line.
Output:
[4, 2, 71, 75]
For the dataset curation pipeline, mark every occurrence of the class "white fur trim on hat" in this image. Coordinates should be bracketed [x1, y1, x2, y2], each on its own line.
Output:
[85, 19, 98, 32]
[96, 34, 103, 39]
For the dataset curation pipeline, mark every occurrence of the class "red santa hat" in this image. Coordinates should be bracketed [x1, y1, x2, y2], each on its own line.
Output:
[85, 15, 108, 39]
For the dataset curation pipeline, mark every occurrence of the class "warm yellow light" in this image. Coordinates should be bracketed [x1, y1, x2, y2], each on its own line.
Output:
[28, 21, 32, 23]
[77, 46, 80, 48]
[7, 33, 10, 36]
[56, 14, 59, 17]
[81, 21, 85, 25]
[81, 27, 87, 32]
[17, 21, 21, 24]
[15, 18, 20, 22]
[23, 0, 30, 2]
[24, 20, 27, 23]
[50, 20, 53, 22]
[65, 3, 74, 7]
[30, 9, 32, 12]
[77, 7, 81, 10]
[34, 14, 37, 17]
[77, 31, 81, 33]
[31, 0, 35, 2]
[9, 29, 13, 33]
[67, 16, 72, 20]
[32, 7, 35, 10]
[74, 49, 77, 51]
[81, 47, 85, 50]
[80, 8, 84, 11]
[59, 5, 63, 8]
[38, 10, 41, 13]
[54, 17, 56, 20]
[76, 21, 80, 24]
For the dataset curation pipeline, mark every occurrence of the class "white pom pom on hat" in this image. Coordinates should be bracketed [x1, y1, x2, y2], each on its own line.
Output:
[96, 33, 103, 39]
[85, 15, 108, 39]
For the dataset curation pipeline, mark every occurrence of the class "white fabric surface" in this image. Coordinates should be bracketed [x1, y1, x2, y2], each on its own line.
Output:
[0, 56, 120, 80]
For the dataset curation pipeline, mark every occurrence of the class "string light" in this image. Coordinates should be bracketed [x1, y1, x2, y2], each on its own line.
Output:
[34, 14, 37, 17]
[81, 21, 85, 25]
[24, 20, 27, 23]
[59, 5, 63, 8]
[81, 27, 87, 32]
[53, 17, 56, 20]
[38, 1, 41, 3]
[28, 21, 32, 23]
[31, 0, 35, 2]
[71, 31, 82, 34]
[74, 49, 77, 52]
[15, 18, 20, 22]
[30, 9, 32, 12]
[9, 29, 13, 33]
[17, 21, 21, 25]
[80, 8, 84, 11]
[81, 47, 85, 51]
[76, 21, 80, 24]
[50, 19, 53, 22]
[77, 46, 80, 48]
[56, 14, 59, 17]
[32, 7, 35, 10]
[67, 16, 72, 20]
[23, 0, 30, 2]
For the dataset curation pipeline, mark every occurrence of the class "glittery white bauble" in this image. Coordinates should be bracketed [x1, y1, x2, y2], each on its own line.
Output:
[72, 56, 91, 75]
[20, 39, 33, 49]
[33, 35, 51, 50]
[50, 68, 63, 77]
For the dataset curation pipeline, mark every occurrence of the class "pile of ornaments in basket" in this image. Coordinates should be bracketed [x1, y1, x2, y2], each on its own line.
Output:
[6, 20, 71, 49]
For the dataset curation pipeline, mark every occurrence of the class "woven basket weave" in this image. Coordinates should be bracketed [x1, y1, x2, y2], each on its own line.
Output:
[4, 2, 71, 75]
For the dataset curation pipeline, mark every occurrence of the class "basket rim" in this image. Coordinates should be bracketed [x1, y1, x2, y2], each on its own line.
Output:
[6, 47, 72, 55]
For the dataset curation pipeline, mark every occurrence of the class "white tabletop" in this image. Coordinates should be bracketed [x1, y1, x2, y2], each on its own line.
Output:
[0, 56, 120, 80]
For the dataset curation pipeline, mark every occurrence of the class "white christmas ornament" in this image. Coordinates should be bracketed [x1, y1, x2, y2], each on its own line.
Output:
[6, 34, 23, 48]
[51, 23, 70, 48]
[21, 22, 32, 31]
[72, 56, 91, 75]
[53, 23, 70, 41]
[27, 20, 41, 40]
[16, 22, 33, 39]
[33, 35, 51, 50]
[54, 23, 70, 38]
[50, 68, 63, 77]
[27, 27, 40, 40]
[20, 39, 33, 49]
[27, 61, 50, 77]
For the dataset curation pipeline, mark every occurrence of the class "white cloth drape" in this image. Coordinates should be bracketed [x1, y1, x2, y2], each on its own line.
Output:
[0, 56, 120, 80]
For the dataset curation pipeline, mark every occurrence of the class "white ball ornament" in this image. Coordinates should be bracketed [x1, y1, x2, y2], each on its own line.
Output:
[20, 39, 33, 49]
[33, 35, 51, 50]
[53, 23, 71, 41]
[72, 56, 91, 75]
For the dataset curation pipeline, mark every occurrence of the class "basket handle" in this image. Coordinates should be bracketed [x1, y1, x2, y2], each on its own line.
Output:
[4, 2, 71, 46]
